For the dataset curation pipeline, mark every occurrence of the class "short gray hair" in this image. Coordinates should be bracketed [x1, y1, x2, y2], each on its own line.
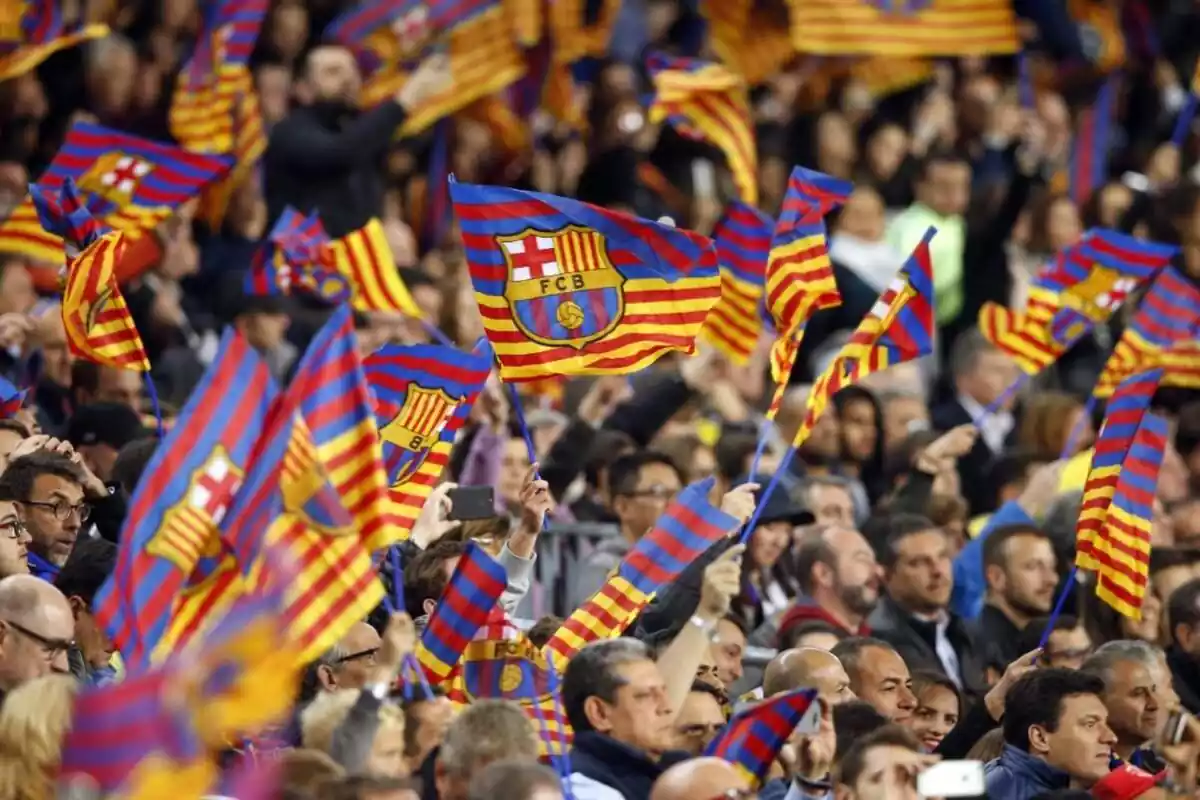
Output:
[298, 641, 349, 704]
[562, 638, 652, 731]
[440, 699, 538, 777]
[1081, 639, 1160, 687]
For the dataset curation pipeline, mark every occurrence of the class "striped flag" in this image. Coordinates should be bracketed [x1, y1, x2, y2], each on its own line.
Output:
[94, 330, 276, 669]
[0, 376, 24, 418]
[701, 201, 771, 364]
[785, 0, 1019, 57]
[0, 0, 109, 81]
[700, 0, 796, 86]
[452, 181, 721, 381]
[1095, 267, 1200, 397]
[646, 54, 758, 206]
[245, 206, 344, 299]
[794, 227, 936, 449]
[417, 540, 508, 681]
[1161, 340, 1200, 390]
[1068, 77, 1117, 206]
[705, 688, 821, 786]
[363, 339, 492, 530]
[328, 218, 422, 316]
[0, 122, 230, 273]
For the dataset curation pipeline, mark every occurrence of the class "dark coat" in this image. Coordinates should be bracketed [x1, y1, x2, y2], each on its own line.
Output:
[930, 398, 1017, 516]
[569, 731, 690, 800]
[984, 744, 1071, 800]
[867, 595, 989, 698]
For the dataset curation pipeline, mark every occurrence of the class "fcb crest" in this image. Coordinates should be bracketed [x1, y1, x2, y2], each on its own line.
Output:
[78, 152, 154, 207]
[380, 384, 459, 485]
[0, 1, 26, 41]
[1059, 265, 1137, 322]
[498, 226, 625, 350]
[147, 447, 244, 572]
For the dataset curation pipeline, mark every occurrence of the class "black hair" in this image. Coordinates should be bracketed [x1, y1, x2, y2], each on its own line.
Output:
[832, 700, 889, 763]
[582, 428, 637, 489]
[714, 430, 759, 484]
[1151, 547, 1200, 575]
[1169, 578, 1200, 644]
[112, 437, 159, 497]
[1001, 668, 1106, 751]
[689, 679, 728, 707]
[918, 147, 970, 180]
[398, 266, 436, 291]
[0, 450, 85, 502]
[608, 450, 683, 497]
[982, 524, 1051, 571]
[831, 636, 896, 679]
[837, 724, 921, 787]
[1018, 615, 1080, 657]
[54, 535, 117, 607]
[402, 539, 470, 619]
[793, 527, 837, 595]
[779, 619, 846, 652]
[878, 513, 940, 570]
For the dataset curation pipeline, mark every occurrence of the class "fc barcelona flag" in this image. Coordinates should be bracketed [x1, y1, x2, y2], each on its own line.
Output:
[418, 540, 508, 681]
[452, 180, 721, 381]
[364, 339, 492, 529]
[706, 688, 821, 786]
[701, 201, 771, 365]
[0, 122, 230, 269]
[785, 0, 1020, 57]
[0, 0, 108, 82]
[646, 54, 758, 206]
[245, 206, 350, 301]
[328, 218, 423, 316]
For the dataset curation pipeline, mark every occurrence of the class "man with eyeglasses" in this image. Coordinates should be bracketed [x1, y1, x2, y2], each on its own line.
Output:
[0, 495, 30, 578]
[0, 573, 75, 706]
[313, 622, 383, 697]
[0, 450, 91, 580]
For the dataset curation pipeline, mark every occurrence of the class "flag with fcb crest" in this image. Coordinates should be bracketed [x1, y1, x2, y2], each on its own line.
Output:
[0, 0, 109, 82]
[0, 122, 230, 273]
[980, 230, 1175, 377]
[364, 339, 492, 529]
[417, 540, 508, 681]
[701, 201, 771, 365]
[245, 206, 351, 301]
[451, 181, 721, 381]
[327, 218, 422, 316]
[95, 329, 277, 670]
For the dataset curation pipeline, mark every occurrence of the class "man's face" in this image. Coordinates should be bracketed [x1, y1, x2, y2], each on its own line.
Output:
[1102, 659, 1160, 746]
[918, 160, 971, 218]
[806, 655, 857, 707]
[0, 263, 34, 316]
[73, 607, 114, 670]
[20, 473, 86, 567]
[305, 46, 362, 105]
[595, 659, 674, 754]
[1044, 627, 1092, 670]
[826, 527, 881, 616]
[329, 622, 382, 692]
[711, 618, 745, 687]
[94, 367, 143, 413]
[407, 696, 455, 770]
[853, 646, 916, 724]
[1035, 694, 1117, 783]
[882, 396, 929, 455]
[960, 350, 1019, 409]
[242, 311, 290, 352]
[695, 648, 722, 689]
[845, 743, 926, 800]
[840, 398, 877, 463]
[672, 689, 726, 756]
[614, 462, 681, 538]
[993, 534, 1057, 616]
[809, 483, 855, 528]
[366, 723, 408, 778]
[0, 597, 74, 689]
[0, 501, 29, 578]
[886, 530, 953, 615]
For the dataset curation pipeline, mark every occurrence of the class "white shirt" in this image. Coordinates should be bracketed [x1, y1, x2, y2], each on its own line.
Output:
[913, 610, 963, 688]
[957, 392, 1013, 455]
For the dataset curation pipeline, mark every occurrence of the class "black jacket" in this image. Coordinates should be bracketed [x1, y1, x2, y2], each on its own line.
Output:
[263, 100, 409, 238]
[977, 603, 1024, 668]
[1168, 646, 1200, 715]
[569, 731, 690, 800]
[930, 398, 1017, 516]
[867, 595, 989, 698]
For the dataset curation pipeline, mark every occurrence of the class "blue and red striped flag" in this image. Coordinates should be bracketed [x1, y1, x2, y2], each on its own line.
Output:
[702, 201, 771, 365]
[0, 376, 25, 418]
[452, 180, 721, 381]
[417, 540, 508, 681]
[245, 206, 349, 302]
[646, 53, 757, 206]
[0, 122, 231, 277]
[1068, 77, 1117, 206]
[94, 330, 276, 669]
[1095, 266, 1200, 397]
[364, 339, 492, 531]
[705, 688, 821, 786]
[0, 0, 109, 82]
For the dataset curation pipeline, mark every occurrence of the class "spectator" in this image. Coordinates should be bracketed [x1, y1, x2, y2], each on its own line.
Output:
[1080, 640, 1165, 771]
[735, 482, 812, 628]
[299, 622, 383, 705]
[0, 674, 76, 800]
[275, 748, 345, 796]
[468, 761, 564, 800]
[709, 614, 746, 688]
[1167, 577, 1200, 713]
[781, 620, 846, 652]
[670, 681, 726, 756]
[52, 535, 116, 685]
[980, 524, 1059, 664]
[831, 637, 916, 724]
[319, 775, 420, 800]
[834, 724, 929, 800]
[434, 700, 540, 800]
[69, 362, 145, 417]
[651, 757, 753, 800]
[762, 647, 855, 707]
[64, 403, 147, 485]
[0, 451, 90, 578]
[798, 475, 857, 528]
[1018, 615, 1092, 670]
[0, 575, 74, 700]
[397, 684, 453, 775]
[907, 669, 961, 754]
[301, 690, 408, 778]
[111, 437, 158, 499]
[777, 524, 881, 643]
[0, 493, 29, 579]
[402, 539, 468, 630]
[0, 420, 29, 466]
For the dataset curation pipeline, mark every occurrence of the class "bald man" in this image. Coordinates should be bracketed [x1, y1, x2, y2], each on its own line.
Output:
[650, 757, 751, 800]
[0, 574, 74, 700]
[763, 647, 856, 706]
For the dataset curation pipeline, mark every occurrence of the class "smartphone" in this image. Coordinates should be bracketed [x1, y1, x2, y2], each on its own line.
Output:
[446, 486, 496, 521]
[1163, 710, 1188, 747]
[916, 760, 985, 798]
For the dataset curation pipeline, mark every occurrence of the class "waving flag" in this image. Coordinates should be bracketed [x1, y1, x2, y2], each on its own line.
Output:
[94, 330, 275, 668]
[0, 1, 108, 81]
[646, 54, 757, 206]
[417, 540, 508, 681]
[700, 0, 794, 86]
[452, 181, 720, 380]
[1096, 267, 1200, 397]
[364, 339, 492, 529]
[980, 230, 1175, 376]
[705, 688, 821, 786]
[328, 218, 422, 316]
[794, 227, 936, 448]
[0, 376, 25, 418]
[0, 122, 230, 273]
[544, 478, 738, 669]
[1162, 341, 1200, 389]
[701, 201, 771, 364]
[785, 0, 1019, 57]
[245, 207, 349, 301]
[1069, 77, 1117, 206]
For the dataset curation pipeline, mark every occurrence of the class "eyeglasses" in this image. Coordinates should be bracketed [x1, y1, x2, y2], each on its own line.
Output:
[21, 498, 91, 522]
[0, 519, 24, 540]
[3, 619, 73, 660]
[336, 647, 379, 666]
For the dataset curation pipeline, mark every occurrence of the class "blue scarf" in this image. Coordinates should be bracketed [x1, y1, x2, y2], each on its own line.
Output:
[27, 551, 59, 582]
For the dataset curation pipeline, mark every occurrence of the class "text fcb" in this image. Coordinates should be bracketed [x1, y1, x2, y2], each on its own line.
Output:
[498, 226, 626, 350]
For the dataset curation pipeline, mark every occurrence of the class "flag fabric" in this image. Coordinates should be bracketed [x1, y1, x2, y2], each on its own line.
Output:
[417, 540, 508, 681]
[979, 230, 1175, 376]
[794, 227, 936, 449]
[543, 478, 738, 669]
[0, 1, 108, 82]
[244, 207, 350, 301]
[784, 0, 1020, 57]
[327, 218, 422, 316]
[701, 201, 771, 365]
[0, 122, 230, 268]
[1068, 0, 1126, 72]
[1075, 368, 1162, 595]
[705, 688, 821, 787]
[0, 376, 25, 418]
[30, 180, 151, 371]
[452, 181, 721, 381]
[646, 54, 758, 206]
[1068, 77, 1117, 206]
[1161, 340, 1200, 389]
[94, 330, 276, 669]
[1095, 267, 1200, 397]
[700, 0, 795, 86]
[364, 339, 492, 529]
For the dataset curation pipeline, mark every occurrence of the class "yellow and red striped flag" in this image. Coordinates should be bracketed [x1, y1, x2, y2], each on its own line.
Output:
[702, 201, 772, 365]
[0, 1, 108, 82]
[647, 54, 758, 206]
[785, 0, 1019, 57]
[328, 218, 422, 317]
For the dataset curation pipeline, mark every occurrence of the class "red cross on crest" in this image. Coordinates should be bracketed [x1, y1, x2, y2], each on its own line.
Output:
[190, 453, 242, 524]
[502, 234, 561, 282]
